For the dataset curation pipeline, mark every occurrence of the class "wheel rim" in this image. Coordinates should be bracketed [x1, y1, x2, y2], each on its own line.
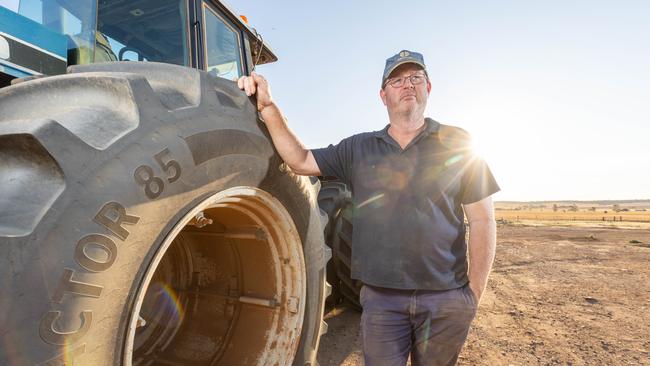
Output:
[123, 187, 306, 365]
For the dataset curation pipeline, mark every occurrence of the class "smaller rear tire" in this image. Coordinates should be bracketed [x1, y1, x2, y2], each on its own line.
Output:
[317, 181, 361, 310]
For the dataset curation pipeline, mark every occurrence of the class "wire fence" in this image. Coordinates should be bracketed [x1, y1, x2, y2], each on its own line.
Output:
[496, 214, 650, 223]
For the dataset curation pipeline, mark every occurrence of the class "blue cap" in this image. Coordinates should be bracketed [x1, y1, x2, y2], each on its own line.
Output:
[382, 50, 426, 87]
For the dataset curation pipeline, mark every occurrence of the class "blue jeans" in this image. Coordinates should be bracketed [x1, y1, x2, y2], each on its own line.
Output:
[360, 284, 478, 366]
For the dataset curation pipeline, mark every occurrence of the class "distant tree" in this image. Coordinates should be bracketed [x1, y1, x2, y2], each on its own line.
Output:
[613, 204, 621, 212]
[553, 204, 558, 212]
[589, 207, 596, 212]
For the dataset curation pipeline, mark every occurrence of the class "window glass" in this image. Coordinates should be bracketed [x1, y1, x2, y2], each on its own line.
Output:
[15, 0, 97, 63]
[203, 5, 242, 80]
[1, 0, 19, 12]
[97, 0, 188, 66]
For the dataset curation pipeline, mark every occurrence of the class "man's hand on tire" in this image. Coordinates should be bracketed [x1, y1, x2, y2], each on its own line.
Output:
[237, 72, 274, 113]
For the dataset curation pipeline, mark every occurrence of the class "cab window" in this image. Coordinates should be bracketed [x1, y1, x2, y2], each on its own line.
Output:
[97, 0, 189, 66]
[202, 4, 243, 81]
[15, 0, 97, 64]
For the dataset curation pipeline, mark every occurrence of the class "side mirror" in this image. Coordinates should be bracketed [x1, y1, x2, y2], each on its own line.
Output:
[119, 47, 145, 61]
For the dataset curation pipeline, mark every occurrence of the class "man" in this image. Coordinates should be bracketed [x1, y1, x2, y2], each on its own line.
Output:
[238, 50, 499, 366]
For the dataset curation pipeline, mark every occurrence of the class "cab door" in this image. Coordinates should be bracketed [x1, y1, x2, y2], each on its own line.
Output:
[199, 1, 248, 81]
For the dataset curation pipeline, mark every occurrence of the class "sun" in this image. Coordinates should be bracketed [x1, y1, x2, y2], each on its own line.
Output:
[468, 130, 492, 162]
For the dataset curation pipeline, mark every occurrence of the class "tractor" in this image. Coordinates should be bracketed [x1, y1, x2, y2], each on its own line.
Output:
[0, 1, 332, 364]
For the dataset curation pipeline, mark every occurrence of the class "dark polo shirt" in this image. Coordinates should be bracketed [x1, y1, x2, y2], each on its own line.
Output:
[312, 118, 500, 290]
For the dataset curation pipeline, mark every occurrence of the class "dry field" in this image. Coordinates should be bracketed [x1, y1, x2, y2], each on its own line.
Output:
[495, 200, 650, 224]
[317, 221, 650, 365]
[495, 210, 650, 224]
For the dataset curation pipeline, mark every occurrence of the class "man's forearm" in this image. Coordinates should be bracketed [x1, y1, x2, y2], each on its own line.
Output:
[259, 102, 315, 175]
[237, 73, 320, 175]
[467, 219, 497, 301]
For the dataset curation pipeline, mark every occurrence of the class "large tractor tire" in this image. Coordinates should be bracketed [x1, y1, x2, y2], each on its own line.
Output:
[317, 181, 361, 310]
[0, 62, 330, 366]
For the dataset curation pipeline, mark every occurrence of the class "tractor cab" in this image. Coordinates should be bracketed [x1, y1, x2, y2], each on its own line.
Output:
[0, 0, 276, 87]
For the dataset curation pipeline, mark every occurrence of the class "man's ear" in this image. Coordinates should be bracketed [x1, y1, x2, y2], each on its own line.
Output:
[380, 88, 387, 106]
[426, 79, 432, 93]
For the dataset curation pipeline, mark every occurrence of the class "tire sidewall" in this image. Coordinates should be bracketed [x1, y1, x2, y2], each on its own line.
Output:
[3, 76, 325, 365]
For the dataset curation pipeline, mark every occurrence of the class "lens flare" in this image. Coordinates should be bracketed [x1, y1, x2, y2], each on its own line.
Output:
[62, 341, 86, 365]
[155, 282, 185, 324]
[444, 153, 463, 167]
[138, 280, 186, 334]
[356, 193, 386, 210]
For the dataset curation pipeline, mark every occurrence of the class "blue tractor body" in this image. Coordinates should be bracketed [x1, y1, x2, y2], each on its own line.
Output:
[0, 6, 68, 78]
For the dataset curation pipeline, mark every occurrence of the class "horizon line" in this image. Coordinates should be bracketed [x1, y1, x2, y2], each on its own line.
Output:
[495, 198, 650, 204]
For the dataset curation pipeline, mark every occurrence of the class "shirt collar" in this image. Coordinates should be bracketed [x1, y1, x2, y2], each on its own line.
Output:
[374, 118, 440, 142]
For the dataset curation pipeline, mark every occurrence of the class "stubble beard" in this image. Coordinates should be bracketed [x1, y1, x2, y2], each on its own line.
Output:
[390, 98, 426, 125]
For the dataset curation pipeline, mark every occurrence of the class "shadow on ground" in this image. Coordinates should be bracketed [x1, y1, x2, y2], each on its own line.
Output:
[317, 301, 364, 366]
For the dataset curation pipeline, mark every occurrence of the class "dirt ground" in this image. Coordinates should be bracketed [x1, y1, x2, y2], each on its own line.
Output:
[316, 223, 650, 365]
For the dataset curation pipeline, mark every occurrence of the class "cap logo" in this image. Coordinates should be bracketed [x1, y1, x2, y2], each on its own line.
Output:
[399, 51, 410, 58]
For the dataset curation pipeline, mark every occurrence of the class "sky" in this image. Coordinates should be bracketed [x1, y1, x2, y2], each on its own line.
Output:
[234, 0, 650, 201]
[2, 0, 648, 201]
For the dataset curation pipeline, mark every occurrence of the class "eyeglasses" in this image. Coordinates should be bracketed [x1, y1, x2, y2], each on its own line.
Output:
[384, 73, 427, 88]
